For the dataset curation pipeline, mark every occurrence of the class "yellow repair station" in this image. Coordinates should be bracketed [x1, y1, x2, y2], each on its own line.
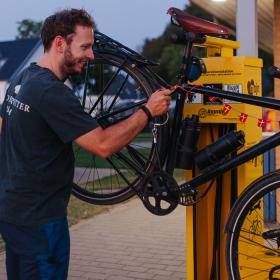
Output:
[184, 36, 263, 279]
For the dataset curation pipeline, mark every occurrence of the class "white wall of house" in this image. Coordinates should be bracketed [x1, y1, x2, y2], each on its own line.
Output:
[0, 81, 8, 104]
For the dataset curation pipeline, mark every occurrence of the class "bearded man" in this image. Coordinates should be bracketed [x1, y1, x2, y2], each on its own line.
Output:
[0, 9, 171, 279]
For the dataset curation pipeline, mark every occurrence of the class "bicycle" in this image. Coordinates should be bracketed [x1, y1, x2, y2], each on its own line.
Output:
[69, 7, 280, 280]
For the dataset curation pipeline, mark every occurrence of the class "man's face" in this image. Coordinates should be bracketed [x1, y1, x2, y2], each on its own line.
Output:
[62, 25, 94, 75]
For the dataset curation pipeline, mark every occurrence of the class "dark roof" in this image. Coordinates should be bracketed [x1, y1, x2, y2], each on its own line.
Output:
[0, 38, 40, 80]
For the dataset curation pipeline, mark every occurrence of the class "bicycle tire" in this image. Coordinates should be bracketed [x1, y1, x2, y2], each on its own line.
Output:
[226, 171, 280, 280]
[70, 52, 168, 205]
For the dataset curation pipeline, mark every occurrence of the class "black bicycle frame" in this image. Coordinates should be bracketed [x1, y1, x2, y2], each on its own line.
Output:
[173, 84, 280, 192]
[165, 36, 196, 174]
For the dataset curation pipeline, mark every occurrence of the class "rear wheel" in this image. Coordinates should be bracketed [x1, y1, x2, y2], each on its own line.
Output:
[226, 171, 280, 279]
[70, 53, 168, 205]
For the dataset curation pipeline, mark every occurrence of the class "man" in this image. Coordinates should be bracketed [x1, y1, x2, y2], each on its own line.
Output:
[0, 9, 171, 279]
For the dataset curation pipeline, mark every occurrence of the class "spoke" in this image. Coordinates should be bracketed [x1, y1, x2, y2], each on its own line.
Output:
[241, 228, 279, 248]
[115, 151, 146, 176]
[237, 265, 274, 279]
[106, 157, 131, 185]
[238, 233, 280, 254]
[243, 202, 277, 249]
[84, 155, 95, 190]
[100, 63, 104, 111]
[126, 145, 147, 168]
[108, 73, 129, 112]
[82, 61, 90, 108]
[114, 171, 122, 192]
[238, 251, 278, 267]
[92, 157, 97, 192]
[89, 61, 127, 115]
[94, 164, 103, 194]
[97, 98, 147, 122]
[75, 153, 93, 184]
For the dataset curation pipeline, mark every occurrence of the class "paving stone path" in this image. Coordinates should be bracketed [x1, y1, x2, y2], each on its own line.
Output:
[0, 198, 186, 280]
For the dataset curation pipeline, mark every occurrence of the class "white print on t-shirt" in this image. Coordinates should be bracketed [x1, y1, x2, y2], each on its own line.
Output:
[14, 85, 21, 95]
[6, 106, 12, 116]
[6, 94, 30, 113]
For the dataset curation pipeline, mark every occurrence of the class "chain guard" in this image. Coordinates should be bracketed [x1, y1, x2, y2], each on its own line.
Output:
[140, 171, 179, 216]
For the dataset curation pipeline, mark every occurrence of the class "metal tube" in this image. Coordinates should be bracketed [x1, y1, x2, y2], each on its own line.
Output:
[185, 85, 280, 111]
[181, 131, 280, 189]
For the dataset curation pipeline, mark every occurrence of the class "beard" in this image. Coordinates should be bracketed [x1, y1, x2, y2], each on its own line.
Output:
[61, 47, 86, 77]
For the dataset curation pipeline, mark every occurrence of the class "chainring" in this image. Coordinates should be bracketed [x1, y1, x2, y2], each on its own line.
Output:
[140, 171, 179, 216]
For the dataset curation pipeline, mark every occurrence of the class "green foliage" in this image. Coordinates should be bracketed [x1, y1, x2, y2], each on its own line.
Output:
[16, 19, 43, 39]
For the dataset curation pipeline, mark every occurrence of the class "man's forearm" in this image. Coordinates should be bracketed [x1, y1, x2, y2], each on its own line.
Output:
[101, 108, 149, 155]
[0, 117, 2, 134]
[74, 108, 150, 158]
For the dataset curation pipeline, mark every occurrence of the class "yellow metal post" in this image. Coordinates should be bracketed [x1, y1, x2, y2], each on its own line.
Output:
[185, 37, 263, 279]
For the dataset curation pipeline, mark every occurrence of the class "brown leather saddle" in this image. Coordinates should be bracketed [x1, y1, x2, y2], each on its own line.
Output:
[167, 7, 229, 36]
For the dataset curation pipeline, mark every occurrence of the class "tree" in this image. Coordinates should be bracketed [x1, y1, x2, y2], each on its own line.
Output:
[16, 19, 43, 39]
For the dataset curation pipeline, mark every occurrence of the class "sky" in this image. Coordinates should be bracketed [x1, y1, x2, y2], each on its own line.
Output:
[0, 0, 188, 51]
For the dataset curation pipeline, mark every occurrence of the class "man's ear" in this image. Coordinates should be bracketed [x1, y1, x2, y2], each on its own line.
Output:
[53, 36, 66, 53]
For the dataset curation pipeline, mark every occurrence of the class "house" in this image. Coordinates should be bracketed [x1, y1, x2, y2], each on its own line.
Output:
[0, 38, 43, 104]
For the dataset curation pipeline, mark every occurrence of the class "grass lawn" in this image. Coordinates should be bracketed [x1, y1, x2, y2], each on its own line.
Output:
[67, 195, 121, 226]
[74, 145, 151, 168]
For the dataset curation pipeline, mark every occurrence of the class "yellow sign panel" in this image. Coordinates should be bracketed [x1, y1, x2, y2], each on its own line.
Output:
[185, 56, 263, 124]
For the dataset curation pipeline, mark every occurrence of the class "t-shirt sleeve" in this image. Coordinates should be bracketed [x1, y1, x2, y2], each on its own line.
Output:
[0, 92, 8, 118]
[38, 83, 99, 143]
[0, 103, 4, 118]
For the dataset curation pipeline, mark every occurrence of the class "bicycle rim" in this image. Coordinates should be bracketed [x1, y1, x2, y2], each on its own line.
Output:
[226, 172, 280, 280]
[70, 53, 167, 205]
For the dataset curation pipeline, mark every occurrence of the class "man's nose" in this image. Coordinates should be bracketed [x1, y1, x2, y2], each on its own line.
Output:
[87, 49, 94, 60]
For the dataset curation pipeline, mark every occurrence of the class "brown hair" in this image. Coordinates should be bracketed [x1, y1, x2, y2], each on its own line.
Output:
[41, 9, 96, 51]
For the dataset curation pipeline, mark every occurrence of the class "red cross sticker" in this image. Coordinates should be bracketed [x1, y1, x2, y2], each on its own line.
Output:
[257, 119, 265, 127]
[239, 113, 248, 123]
[209, 96, 216, 103]
[222, 104, 232, 115]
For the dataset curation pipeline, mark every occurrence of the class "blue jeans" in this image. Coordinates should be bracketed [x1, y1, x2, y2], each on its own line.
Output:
[0, 218, 70, 280]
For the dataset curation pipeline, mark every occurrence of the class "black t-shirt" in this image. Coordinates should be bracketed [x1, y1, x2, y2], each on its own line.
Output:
[0, 63, 98, 226]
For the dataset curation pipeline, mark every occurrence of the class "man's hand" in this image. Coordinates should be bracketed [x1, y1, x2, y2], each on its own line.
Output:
[145, 88, 172, 117]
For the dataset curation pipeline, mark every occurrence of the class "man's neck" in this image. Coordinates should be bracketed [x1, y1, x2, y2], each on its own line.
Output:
[37, 53, 66, 80]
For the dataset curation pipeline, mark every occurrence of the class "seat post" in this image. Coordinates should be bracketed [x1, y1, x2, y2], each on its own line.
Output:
[177, 33, 195, 85]
[165, 34, 194, 175]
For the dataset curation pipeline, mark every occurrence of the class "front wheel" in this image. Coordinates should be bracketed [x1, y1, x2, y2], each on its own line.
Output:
[226, 171, 280, 280]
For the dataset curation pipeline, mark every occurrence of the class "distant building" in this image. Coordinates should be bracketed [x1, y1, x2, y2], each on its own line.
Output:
[0, 38, 43, 104]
